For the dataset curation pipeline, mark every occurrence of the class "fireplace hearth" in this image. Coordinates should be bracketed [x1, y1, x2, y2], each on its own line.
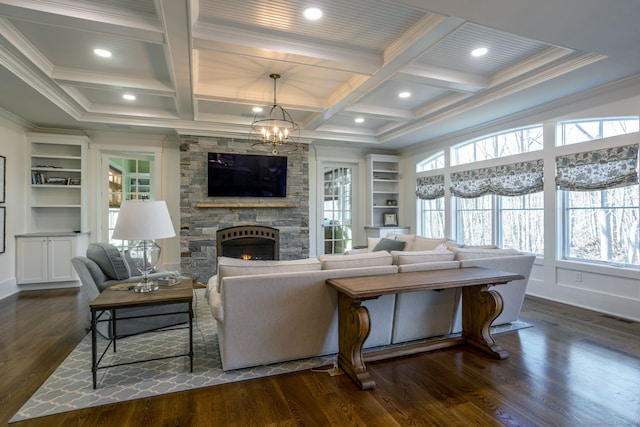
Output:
[216, 226, 280, 260]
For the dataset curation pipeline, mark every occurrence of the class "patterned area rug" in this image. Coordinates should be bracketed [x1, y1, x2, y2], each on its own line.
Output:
[10, 289, 335, 422]
[11, 288, 532, 423]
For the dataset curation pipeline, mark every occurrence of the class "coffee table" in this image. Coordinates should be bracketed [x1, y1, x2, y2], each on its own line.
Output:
[327, 267, 524, 390]
[89, 279, 194, 389]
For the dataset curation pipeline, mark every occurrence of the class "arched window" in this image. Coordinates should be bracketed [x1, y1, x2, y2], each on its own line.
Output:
[451, 125, 543, 166]
[417, 151, 444, 172]
[558, 117, 639, 146]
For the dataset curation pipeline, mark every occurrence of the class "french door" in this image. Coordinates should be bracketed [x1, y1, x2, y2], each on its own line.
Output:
[322, 164, 354, 254]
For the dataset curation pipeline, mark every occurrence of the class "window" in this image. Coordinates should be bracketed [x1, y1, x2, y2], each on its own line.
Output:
[558, 117, 639, 146]
[499, 192, 544, 254]
[417, 152, 444, 172]
[455, 195, 493, 246]
[557, 143, 639, 267]
[452, 125, 543, 166]
[563, 186, 639, 266]
[419, 198, 445, 238]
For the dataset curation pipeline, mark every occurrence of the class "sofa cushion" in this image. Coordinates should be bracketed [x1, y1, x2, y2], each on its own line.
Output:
[318, 251, 393, 270]
[397, 260, 460, 272]
[216, 256, 322, 292]
[86, 243, 131, 280]
[454, 248, 522, 260]
[390, 249, 455, 265]
[373, 238, 406, 252]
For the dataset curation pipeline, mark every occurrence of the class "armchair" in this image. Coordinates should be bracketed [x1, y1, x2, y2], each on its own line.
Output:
[72, 242, 189, 339]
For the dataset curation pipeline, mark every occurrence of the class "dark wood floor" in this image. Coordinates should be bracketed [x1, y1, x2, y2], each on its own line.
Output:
[1, 288, 639, 427]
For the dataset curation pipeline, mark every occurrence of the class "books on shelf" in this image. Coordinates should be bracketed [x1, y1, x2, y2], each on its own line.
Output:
[31, 171, 80, 185]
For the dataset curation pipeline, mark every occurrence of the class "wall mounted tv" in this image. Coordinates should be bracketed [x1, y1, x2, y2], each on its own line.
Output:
[207, 152, 287, 198]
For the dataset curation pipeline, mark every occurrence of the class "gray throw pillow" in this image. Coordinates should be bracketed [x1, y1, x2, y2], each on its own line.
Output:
[86, 243, 131, 280]
[373, 238, 406, 252]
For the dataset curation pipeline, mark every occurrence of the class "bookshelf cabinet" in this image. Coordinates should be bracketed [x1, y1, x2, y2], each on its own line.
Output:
[18, 133, 90, 287]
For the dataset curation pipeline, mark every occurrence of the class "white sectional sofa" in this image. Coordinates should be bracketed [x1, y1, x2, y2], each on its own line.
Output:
[207, 235, 535, 371]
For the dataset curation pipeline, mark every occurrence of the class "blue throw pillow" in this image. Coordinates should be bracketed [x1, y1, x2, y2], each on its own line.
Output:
[373, 238, 406, 252]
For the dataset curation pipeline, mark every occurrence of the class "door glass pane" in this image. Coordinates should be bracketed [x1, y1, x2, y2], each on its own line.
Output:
[323, 166, 353, 254]
[107, 156, 153, 248]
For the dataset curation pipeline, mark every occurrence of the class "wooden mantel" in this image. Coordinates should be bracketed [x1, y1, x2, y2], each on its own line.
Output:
[195, 203, 297, 208]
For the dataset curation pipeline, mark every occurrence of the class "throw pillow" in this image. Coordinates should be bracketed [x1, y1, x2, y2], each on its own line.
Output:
[412, 236, 448, 251]
[373, 238, 406, 252]
[86, 243, 131, 280]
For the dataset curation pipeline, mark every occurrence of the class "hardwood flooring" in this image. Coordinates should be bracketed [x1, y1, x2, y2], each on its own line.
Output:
[1, 288, 639, 426]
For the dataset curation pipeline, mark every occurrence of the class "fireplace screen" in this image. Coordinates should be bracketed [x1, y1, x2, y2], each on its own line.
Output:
[216, 226, 279, 260]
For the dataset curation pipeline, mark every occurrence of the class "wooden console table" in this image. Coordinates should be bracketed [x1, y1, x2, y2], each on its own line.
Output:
[326, 267, 524, 390]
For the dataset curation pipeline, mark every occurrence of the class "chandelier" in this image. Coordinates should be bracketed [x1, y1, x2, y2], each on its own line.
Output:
[250, 73, 299, 154]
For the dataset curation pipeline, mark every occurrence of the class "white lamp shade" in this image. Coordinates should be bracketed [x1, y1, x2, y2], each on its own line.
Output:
[111, 200, 176, 241]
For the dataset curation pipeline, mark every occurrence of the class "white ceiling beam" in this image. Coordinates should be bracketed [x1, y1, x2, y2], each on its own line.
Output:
[302, 14, 464, 130]
[157, 0, 193, 120]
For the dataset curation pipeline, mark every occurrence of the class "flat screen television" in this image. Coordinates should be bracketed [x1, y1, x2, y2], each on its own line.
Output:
[207, 152, 287, 197]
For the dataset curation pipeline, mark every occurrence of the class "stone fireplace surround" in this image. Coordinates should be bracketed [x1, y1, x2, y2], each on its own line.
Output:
[179, 135, 310, 282]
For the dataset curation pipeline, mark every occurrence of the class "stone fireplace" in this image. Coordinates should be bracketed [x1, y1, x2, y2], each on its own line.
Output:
[179, 135, 310, 282]
[216, 225, 279, 260]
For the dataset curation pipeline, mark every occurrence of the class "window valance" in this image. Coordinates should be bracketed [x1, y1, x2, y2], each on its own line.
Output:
[450, 159, 544, 198]
[416, 175, 444, 200]
[555, 144, 639, 191]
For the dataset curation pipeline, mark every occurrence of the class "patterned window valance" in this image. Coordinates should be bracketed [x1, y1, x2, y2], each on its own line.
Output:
[416, 175, 444, 200]
[556, 144, 639, 191]
[450, 159, 544, 198]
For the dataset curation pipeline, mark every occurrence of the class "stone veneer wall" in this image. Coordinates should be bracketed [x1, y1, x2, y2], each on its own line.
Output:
[179, 135, 310, 282]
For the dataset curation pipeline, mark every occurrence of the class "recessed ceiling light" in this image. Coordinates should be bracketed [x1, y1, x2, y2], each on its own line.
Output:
[252, 107, 263, 113]
[471, 47, 488, 57]
[304, 7, 322, 20]
[354, 117, 365, 124]
[94, 48, 112, 58]
[122, 94, 136, 101]
[398, 91, 411, 99]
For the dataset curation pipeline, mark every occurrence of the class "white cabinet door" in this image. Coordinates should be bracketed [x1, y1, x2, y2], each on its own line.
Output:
[16, 235, 83, 284]
[16, 237, 48, 284]
[48, 236, 77, 282]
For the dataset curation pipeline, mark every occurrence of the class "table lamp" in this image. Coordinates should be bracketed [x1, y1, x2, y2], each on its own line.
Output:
[111, 200, 176, 293]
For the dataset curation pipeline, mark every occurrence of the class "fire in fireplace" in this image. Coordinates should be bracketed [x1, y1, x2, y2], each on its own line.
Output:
[216, 226, 279, 260]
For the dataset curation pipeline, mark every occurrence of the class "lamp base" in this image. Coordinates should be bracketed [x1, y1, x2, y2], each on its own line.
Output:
[134, 280, 159, 293]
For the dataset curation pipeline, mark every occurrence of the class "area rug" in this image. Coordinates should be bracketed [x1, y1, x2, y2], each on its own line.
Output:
[10, 289, 335, 423]
[11, 288, 532, 423]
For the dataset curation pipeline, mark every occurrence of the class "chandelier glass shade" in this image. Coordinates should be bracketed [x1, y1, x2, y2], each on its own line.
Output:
[250, 74, 299, 154]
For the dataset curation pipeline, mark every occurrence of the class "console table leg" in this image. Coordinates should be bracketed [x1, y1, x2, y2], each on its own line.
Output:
[461, 284, 509, 360]
[337, 293, 376, 390]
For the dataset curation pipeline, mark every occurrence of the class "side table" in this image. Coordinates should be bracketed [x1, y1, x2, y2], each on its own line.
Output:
[89, 279, 194, 389]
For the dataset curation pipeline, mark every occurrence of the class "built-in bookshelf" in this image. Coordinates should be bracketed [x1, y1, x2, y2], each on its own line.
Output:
[27, 133, 89, 233]
[365, 154, 402, 228]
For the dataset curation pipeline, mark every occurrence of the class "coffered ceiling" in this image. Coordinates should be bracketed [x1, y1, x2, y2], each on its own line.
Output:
[0, 0, 639, 149]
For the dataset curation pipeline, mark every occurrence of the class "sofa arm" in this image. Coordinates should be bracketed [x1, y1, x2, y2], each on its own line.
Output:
[210, 289, 224, 322]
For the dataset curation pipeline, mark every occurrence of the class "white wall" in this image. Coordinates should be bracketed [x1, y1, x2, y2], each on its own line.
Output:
[400, 86, 640, 321]
[0, 116, 28, 300]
